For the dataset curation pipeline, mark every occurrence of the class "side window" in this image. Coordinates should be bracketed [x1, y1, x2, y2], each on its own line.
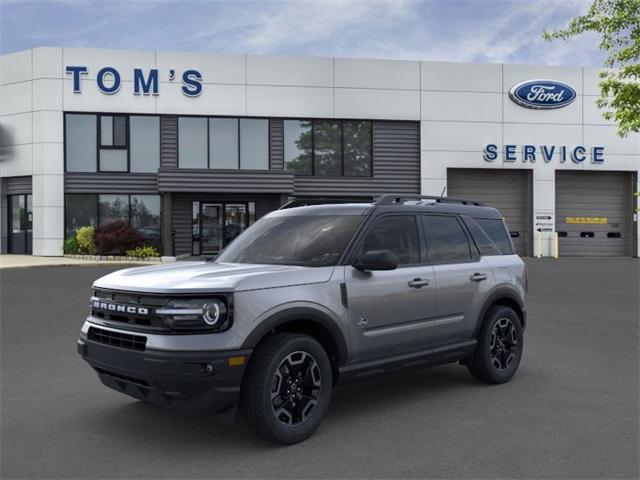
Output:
[462, 217, 501, 256]
[476, 218, 514, 254]
[422, 215, 472, 264]
[360, 215, 420, 266]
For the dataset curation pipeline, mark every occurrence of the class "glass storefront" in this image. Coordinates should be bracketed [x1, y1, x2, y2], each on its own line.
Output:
[191, 201, 255, 255]
[8, 194, 32, 254]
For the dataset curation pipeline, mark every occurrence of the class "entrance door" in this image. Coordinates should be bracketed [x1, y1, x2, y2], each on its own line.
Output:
[8, 194, 32, 254]
[201, 203, 223, 255]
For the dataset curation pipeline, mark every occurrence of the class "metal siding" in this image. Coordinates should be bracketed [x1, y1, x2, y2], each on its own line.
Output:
[293, 121, 420, 197]
[447, 169, 531, 256]
[172, 193, 283, 256]
[157, 168, 294, 193]
[270, 119, 284, 170]
[6, 176, 32, 195]
[556, 171, 633, 257]
[65, 173, 158, 193]
[160, 115, 178, 169]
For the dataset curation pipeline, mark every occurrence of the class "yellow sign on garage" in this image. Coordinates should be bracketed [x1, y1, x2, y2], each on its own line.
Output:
[565, 217, 608, 224]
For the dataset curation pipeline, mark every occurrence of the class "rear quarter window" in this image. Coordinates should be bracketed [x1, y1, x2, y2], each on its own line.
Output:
[475, 218, 515, 255]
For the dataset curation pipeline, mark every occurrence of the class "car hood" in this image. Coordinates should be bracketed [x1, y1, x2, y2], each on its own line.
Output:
[93, 261, 335, 294]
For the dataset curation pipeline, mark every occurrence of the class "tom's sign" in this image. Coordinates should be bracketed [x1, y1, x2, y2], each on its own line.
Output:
[509, 79, 576, 109]
[65, 66, 203, 97]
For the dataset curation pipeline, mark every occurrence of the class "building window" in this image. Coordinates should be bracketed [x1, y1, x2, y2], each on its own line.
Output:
[209, 118, 238, 169]
[283, 120, 312, 175]
[178, 116, 269, 170]
[284, 119, 372, 177]
[178, 117, 208, 168]
[65, 113, 159, 173]
[65, 114, 97, 172]
[65, 193, 161, 248]
[240, 119, 269, 170]
[130, 116, 160, 173]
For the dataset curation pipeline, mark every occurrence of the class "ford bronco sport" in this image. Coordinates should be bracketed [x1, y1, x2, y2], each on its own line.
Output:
[77, 194, 527, 444]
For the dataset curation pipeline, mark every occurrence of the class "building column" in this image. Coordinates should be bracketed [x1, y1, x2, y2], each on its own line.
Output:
[532, 168, 555, 258]
[162, 192, 173, 257]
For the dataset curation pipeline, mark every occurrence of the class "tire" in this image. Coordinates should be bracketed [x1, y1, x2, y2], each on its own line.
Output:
[467, 306, 524, 384]
[240, 333, 332, 444]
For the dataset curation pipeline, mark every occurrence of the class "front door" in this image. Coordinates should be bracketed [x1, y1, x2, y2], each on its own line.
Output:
[200, 203, 223, 255]
[345, 214, 437, 363]
[8, 194, 32, 254]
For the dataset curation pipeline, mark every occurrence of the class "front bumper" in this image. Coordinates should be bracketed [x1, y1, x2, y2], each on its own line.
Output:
[77, 335, 252, 413]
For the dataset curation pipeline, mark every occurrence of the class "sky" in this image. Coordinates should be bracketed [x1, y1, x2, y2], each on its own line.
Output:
[0, 0, 605, 66]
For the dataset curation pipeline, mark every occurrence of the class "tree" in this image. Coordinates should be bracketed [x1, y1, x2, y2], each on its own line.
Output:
[543, 0, 640, 136]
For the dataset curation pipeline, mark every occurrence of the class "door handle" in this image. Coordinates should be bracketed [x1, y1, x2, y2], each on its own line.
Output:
[408, 278, 430, 288]
[470, 272, 487, 282]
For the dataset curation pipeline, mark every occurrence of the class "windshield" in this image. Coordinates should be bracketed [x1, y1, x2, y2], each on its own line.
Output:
[215, 214, 363, 267]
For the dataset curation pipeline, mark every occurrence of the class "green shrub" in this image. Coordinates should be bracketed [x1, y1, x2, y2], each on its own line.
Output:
[64, 236, 79, 254]
[125, 245, 160, 258]
[76, 226, 97, 254]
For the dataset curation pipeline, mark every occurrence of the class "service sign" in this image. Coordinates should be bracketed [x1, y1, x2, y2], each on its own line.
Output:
[534, 209, 555, 232]
[509, 79, 577, 109]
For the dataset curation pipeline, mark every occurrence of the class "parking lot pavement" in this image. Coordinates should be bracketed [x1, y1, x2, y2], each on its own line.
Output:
[1, 259, 638, 479]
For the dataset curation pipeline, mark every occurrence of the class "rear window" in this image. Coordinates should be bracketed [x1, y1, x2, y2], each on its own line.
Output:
[475, 218, 514, 255]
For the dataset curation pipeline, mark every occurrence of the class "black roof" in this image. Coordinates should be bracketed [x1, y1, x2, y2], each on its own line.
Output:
[275, 195, 503, 220]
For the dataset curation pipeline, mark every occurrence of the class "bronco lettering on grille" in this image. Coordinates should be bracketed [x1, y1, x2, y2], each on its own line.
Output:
[91, 300, 149, 316]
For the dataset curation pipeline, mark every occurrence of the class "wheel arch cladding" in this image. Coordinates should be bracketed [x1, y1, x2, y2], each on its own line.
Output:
[477, 287, 526, 333]
[241, 307, 349, 381]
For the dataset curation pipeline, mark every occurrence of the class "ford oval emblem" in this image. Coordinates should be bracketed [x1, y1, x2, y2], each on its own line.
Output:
[509, 79, 577, 109]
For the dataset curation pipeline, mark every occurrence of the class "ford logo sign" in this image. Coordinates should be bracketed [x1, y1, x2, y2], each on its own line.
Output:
[509, 79, 577, 109]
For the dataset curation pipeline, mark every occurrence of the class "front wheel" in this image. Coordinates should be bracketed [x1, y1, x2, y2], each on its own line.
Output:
[240, 333, 332, 444]
[467, 306, 523, 384]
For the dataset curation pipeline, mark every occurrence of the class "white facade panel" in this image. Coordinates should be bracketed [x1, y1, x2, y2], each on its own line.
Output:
[247, 86, 333, 118]
[32, 205, 64, 239]
[32, 174, 64, 207]
[32, 47, 63, 80]
[421, 61, 502, 92]
[62, 48, 156, 81]
[157, 51, 245, 85]
[0, 82, 33, 115]
[503, 92, 582, 125]
[0, 145, 32, 177]
[583, 96, 616, 126]
[32, 143, 64, 176]
[32, 111, 64, 144]
[335, 88, 419, 120]
[33, 79, 63, 111]
[0, 112, 32, 146]
[503, 123, 583, 152]
[421, 121, 502, 152]
[0, 50, 32, 86]
[583, 67, 602, 96]
[335, 58, 419, 90]
[583, 125, 640, 156]
[503, 64, 583, 95]
[247, 55, 333, 87]
[158, 83, 245, 115]
[32, 237, 64, 256]
[421, 91, 502, 122]
[64, 79, 157, 113]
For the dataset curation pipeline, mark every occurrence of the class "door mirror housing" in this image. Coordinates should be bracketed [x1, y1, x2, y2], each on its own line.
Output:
[353, 249, 398, 271]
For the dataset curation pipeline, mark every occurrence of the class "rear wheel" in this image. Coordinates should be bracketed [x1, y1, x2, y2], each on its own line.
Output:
[240, 333, 332, 444]
[467, 306, 523, 384]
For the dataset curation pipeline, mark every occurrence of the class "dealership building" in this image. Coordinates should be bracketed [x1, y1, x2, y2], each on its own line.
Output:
[0, 47, 638, 258]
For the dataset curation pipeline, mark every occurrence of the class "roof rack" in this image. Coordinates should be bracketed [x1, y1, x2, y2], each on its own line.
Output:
[375, 194, 485, 207]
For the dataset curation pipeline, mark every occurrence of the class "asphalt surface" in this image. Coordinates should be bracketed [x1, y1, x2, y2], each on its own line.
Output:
[1, 259, 638, 479]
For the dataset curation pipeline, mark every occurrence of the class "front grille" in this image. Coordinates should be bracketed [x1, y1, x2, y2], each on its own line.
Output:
[90, 289, 169, 331]
[88, 326, 147, 351]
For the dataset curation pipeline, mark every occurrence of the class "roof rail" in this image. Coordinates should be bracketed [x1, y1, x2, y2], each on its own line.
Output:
[375, 194, 485, 207]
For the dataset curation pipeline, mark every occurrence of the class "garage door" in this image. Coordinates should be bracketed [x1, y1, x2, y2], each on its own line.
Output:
[448, 169, 531, 256]
[556, 171, 633, 257]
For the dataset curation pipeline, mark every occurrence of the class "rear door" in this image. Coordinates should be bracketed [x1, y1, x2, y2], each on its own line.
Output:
[421, 214, 494, 342]
[345, 214, 437, 363]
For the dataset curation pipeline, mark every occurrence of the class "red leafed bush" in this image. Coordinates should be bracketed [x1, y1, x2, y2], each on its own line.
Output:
[94, 220, 143, 255]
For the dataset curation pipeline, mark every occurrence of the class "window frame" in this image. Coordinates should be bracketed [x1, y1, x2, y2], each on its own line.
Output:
[420, 213, 479, 266]
[284, 118, 373, 177]
[97, 114, 129, 172]
[177, 115, 271, 170]
[64, 112, 161, 174]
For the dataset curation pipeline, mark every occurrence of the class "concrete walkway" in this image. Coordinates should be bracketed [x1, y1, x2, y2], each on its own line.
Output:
[0, 254, 156, 269]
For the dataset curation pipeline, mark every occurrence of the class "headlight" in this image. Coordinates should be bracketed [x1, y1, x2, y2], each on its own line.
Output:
[156, 298, 230, 332]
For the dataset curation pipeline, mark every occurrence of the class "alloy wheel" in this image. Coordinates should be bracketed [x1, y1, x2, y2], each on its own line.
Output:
[490, 317, 519, 370]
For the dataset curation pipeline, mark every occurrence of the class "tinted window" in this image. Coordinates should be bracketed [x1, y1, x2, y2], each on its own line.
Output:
[99, 149, 127, 172]
[98, 195, 129, 226]
[463, 217, 501, 256]
[65, 114, 97, 172]
[131, 195, 161, 246]
[178, 117, 207, 168]
[423, 215, 472, 264]
[476, 219, 514, 254]
[130, 116, 160, 173]
[210, 118, 239, 169]
[343, 121, 371, 176]
[361, 215, 420, 265]
[216, 215, 362, 267]
[240, 119, 268, 170]
[284, 120, 312, 174]
[65, 194, 97, 236]
[313, 120, 341, 176]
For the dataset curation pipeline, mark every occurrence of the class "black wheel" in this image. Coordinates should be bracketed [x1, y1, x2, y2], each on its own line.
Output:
[467, 306, 523, 384]
[240, 333, 332, 444]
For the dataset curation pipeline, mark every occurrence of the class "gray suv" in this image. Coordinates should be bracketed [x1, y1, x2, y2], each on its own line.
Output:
[77, 194, 527, 444]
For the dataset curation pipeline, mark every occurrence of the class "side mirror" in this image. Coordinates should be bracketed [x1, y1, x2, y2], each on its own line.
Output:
[353, 249, 398, 271]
